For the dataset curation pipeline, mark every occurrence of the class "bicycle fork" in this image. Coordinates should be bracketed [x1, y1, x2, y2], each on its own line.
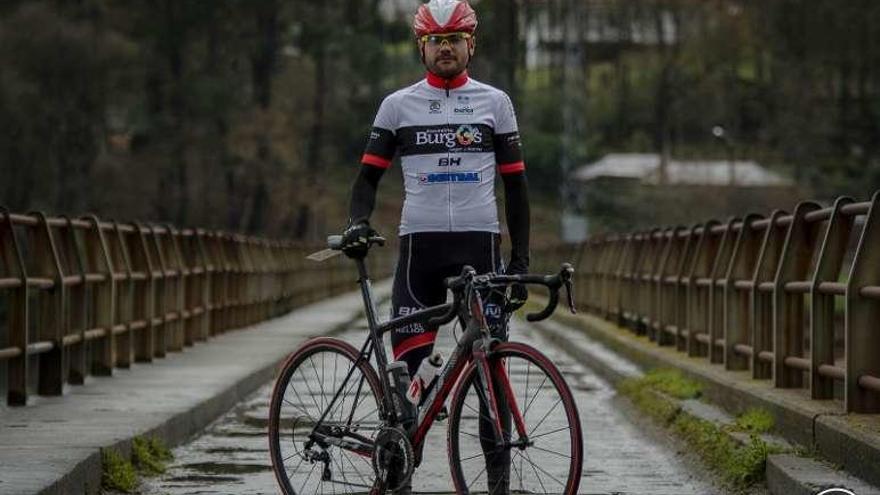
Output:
[472, 340, 531, 450]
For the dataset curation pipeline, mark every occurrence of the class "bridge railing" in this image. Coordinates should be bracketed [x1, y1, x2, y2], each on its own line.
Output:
[535, 191, 880, 414]
[0, 209, 390, 406]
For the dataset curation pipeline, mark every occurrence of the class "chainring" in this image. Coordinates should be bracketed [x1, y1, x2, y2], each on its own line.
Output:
[371, 426, 415, 491]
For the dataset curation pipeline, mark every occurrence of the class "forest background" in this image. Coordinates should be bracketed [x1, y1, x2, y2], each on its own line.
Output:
[1, 0, 879, 241]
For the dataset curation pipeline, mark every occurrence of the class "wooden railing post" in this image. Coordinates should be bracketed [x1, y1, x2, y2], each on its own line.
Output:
[709, 218, 739, 364]
[58, 216, 88, 385]
[31, 212, 66, 395]
[147, 226, 168, 357]
[1, 208, 29, 405]
[128, 222, 155, 363]
[772, 201, 821, 389]
[846, 192, 880, 413]
[723, 213, 764, 371]
[110, 221, 135, 369]
[810, 197, 854, 399]
[83, 215, 117, 376]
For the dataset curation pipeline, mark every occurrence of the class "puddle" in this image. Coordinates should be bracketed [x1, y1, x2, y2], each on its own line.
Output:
[182, 462, 271, 475]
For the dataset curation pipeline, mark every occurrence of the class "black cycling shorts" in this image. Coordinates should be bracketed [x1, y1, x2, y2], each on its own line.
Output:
[390, 231, 507, 375]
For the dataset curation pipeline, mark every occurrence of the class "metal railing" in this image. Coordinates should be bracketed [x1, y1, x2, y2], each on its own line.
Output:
[539, 192, 880, 414]
[0, 209, 390, 406]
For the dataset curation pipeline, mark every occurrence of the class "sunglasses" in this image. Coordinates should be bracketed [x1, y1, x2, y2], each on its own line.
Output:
[419, 32, 472, 47]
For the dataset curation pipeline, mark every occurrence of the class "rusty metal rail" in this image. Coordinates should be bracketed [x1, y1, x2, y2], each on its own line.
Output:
[536, 192, 880, 414]
[0, 209, 390, 406]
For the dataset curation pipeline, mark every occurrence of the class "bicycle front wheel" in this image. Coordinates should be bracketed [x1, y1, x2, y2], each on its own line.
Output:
[448, 341, 583, 494]
[269, 337, 385, 495]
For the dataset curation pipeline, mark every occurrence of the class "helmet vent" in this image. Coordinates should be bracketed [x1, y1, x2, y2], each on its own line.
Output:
[428, 0, 459, 27]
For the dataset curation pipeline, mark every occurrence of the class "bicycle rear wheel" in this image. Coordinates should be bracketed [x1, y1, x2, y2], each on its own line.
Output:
[269, 337, 385, 494]
[447, 341, 583, 494]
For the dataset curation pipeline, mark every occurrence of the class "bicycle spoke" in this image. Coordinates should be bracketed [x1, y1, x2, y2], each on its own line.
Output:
[527, 397, 562, 438]
[450, 349, 581, 495]
[511, 451, 525, 493]
[342, 449, 372, 488]
[271, 344, 382, 495]
[529, 444, 571, 460]
[529, 424, 570, 441]
[295, 363, 325, 413]
[299, 462, 319, 494]
[466, 463, 488, 490]
[458, 451, 484, 463]
[513, 449, 550, 493]
[520, 448, 566, 489]
[282, 397, 314, 419]
[522, 374, 548, 418]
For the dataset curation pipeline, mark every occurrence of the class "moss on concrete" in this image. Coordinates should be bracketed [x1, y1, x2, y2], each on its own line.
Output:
[101, 448, 138, 493]
[733, 408, 774, 434]
[620, 369, 771, 490]
[132, 436, 173, 475]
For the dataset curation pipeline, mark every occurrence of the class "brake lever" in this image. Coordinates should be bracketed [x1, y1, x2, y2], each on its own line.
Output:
[564, 280, 576, 314]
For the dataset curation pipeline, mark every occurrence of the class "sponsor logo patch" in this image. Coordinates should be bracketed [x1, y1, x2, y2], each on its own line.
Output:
[415, 125, 483, 149]
[438, 157, 462, 167]
[455, 124, 479, 146]
[418, 172, 481, 185]
[484, 303, 502, 318]
[429, 100, 442, 114]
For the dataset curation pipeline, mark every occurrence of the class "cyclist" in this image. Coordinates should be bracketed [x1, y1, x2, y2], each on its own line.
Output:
[341, 0, 530, 493]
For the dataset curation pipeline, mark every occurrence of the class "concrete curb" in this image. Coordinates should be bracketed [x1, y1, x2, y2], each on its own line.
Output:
[524, 300, 880, 494]
[0, 282, 391, 495]
[766, 454, 880, 495]
[543, 306, 880, 490]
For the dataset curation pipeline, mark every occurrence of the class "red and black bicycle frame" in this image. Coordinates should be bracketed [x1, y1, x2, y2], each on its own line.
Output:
[307, 257, 529, 462]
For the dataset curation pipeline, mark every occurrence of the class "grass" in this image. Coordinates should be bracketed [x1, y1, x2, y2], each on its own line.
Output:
[131, 436, 173, 475]
[101, 449, 138, 493]
[673, 414, 771, 488]
[620, 368, 775, 490]
[733, 408, 775, 434]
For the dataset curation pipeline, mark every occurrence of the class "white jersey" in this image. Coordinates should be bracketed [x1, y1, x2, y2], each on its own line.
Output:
[361, 71, 525, 236]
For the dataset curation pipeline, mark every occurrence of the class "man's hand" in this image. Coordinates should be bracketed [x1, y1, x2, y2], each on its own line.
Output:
[340, 220, 376, 259]
[504, 259, 529, 312]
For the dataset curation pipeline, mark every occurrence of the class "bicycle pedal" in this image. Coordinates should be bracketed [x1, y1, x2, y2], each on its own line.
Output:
[435, 405, 448, 422]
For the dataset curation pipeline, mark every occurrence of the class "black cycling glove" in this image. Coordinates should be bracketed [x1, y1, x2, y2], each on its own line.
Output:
[340, 220, 376, 259]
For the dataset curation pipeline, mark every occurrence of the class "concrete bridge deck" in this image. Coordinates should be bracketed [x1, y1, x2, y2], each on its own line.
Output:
[0, 282, 390, 495]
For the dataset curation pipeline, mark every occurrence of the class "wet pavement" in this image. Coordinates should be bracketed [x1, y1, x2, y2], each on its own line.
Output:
[142, 304, 723, 495]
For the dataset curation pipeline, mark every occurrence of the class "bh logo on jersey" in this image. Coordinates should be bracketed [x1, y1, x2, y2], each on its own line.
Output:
[455, 125, 480, 146]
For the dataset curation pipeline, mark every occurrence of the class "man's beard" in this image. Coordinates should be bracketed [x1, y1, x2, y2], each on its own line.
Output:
[429, 56, 466, 79]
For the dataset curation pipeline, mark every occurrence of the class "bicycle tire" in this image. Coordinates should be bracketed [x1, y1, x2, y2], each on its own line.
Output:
[269, 337, 386, 495]
[447, 341, 583, 494]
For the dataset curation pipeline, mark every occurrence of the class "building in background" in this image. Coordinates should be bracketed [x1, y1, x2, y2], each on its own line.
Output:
[572, 153, 800, 233]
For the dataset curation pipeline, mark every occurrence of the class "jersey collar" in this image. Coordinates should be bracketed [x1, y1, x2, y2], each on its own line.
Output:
[426, 70, 469, 90]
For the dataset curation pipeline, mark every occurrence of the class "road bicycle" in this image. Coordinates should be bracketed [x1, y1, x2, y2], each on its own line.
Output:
[268, 234, 583, 494]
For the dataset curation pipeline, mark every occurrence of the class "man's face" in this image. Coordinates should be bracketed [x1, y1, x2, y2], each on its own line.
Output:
[421, 33, 475, 79]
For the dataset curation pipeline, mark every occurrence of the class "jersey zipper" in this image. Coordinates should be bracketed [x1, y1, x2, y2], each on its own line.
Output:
[445, 82, 453, 231]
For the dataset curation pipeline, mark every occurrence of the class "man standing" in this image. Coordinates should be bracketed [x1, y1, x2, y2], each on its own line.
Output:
[342, 1, 530, 493]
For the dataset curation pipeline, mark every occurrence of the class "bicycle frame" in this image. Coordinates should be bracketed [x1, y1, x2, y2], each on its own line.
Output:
[314, 256, 528, 459]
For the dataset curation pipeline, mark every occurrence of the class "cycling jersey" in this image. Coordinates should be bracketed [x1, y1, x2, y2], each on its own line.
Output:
[361, 71, 525, 236]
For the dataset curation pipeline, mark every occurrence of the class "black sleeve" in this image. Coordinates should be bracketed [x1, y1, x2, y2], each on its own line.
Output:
[349, 164, 386, 224]
[501, 171, 530, 273]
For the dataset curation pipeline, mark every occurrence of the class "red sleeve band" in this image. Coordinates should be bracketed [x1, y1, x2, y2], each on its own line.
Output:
[498, 161, 525, 175]
[361, 153, 392, 169]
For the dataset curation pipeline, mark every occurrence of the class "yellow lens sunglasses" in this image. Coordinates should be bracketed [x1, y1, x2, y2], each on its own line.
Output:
[419, 32, 472, 47]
